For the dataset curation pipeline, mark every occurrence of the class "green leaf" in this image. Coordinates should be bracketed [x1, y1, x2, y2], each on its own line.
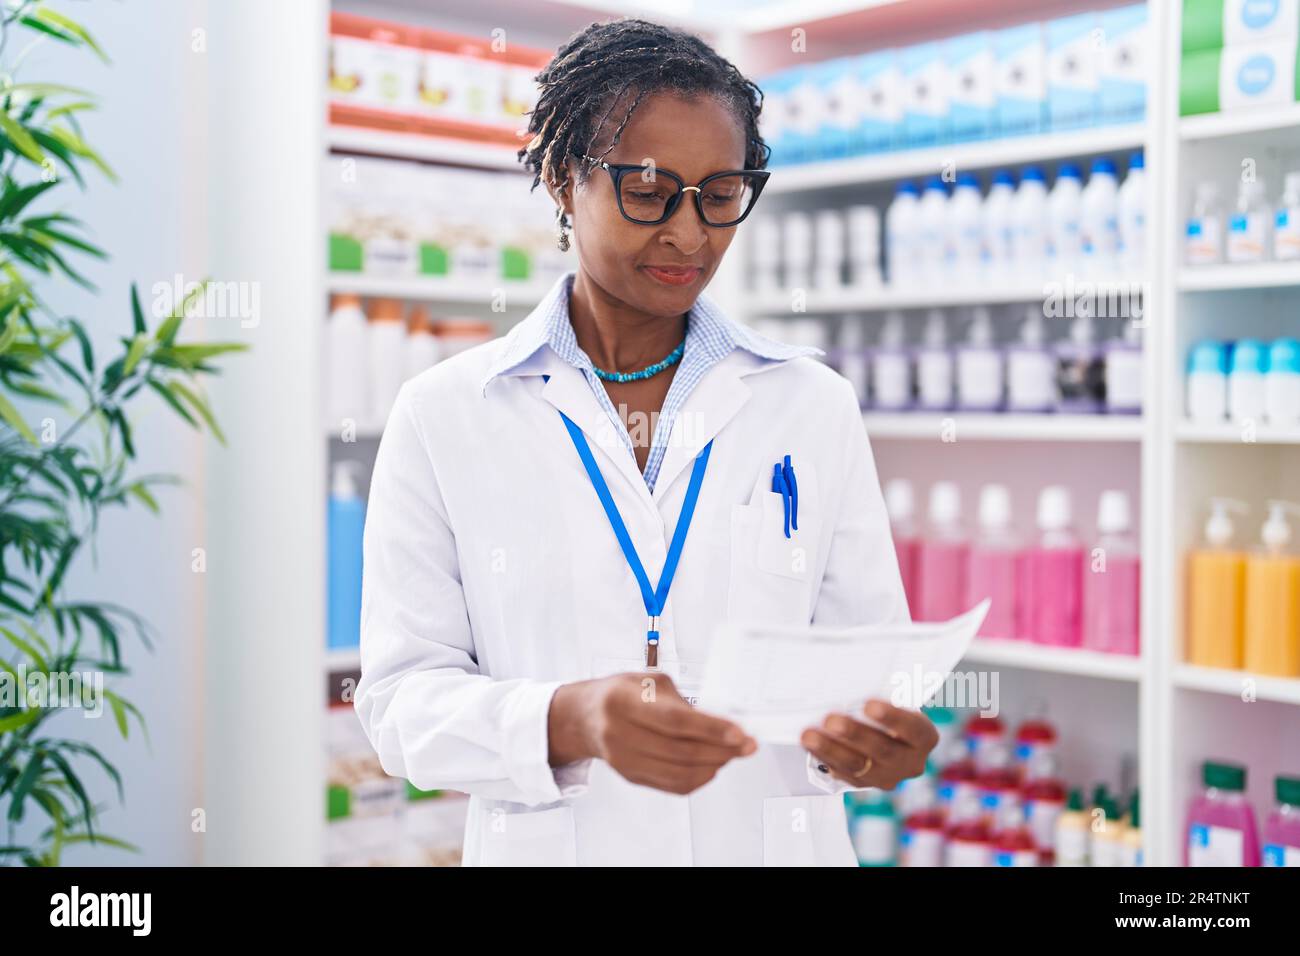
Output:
[0, 388, 38, 443]
[168, 380, 225, 443]
[122, 333, 147, 376]
[8, 751, 45, 822]
[0, 112, 45, 164]
[0, 707, 41, 733]
[124, 481, 157, 513]
[130, 283, 145, 334]
[28, 7, 109, 63]
[146, 378, 197, 427]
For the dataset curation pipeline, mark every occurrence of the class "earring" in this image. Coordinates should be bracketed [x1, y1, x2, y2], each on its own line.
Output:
[555, 206, 570, 252]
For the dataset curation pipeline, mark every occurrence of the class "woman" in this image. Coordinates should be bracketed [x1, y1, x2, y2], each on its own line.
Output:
[354, 18, 937, 867]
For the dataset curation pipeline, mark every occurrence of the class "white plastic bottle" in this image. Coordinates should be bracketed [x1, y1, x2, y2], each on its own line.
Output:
[886, 182, 920, 287]
[838, 317, 869, 408]
[1118, 152, 1146, 276]
[368, 297, 407, 425]
[783, 210, 813, 290]
[1006, 307, 1056, 413]
[1047, 163, 1084, 277]
[918, 176, 951, 285]
[327, 293, 369, 426]
[916, 309, 954, 411]
[871, 311, 913, 411]
[846, 205, 882, 288]
[751, 216, 782, 297]
[950, 172, 984, 286]
[1080, 157, 1120, 279]
[814, 209, 846, 289]
[982, 170, 1017, 284]
[1185, 182, 1223, 266]
[956, 306, 1004, 411]
[406, 304, 441, 379]
[1012, 166, 1049, 276]
[1227, 179, 1272, 264]
[1276, 172, 1300, 261]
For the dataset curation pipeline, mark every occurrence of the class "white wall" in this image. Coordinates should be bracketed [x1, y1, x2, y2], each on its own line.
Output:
[24, 0, 211, 865]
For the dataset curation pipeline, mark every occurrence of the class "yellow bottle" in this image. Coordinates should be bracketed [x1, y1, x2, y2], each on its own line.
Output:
[1187, 498, 1248, 669]
[1243, 500, 1300, 677]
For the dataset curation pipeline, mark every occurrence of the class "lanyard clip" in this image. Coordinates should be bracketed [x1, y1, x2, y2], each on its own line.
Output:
[646, 616, 660, 668]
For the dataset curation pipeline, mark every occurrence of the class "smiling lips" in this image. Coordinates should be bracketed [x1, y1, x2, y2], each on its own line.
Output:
[643, 265, 702, 286]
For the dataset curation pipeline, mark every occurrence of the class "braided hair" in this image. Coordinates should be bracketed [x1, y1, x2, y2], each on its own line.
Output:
[518, 18, 768, 204]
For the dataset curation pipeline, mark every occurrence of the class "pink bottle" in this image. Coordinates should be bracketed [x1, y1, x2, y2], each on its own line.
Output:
[1022, 486, 1084, 646]
[1262, 775, 1300, 867]
[1082, 490, 1142, 655]
[1185, 761, 1261, 866]
[965, 483, 1020, 638]
[885, 479, 922, 620]
[916, 481, 968, 622]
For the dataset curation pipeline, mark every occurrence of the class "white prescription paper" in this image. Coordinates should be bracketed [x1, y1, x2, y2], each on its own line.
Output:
[698, 599, 990, 743]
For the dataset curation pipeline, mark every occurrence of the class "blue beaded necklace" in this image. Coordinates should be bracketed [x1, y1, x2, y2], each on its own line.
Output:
[591, 339, 686, 383]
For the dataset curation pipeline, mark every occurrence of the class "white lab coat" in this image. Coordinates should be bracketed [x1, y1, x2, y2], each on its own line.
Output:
[354, 299, 911, 866]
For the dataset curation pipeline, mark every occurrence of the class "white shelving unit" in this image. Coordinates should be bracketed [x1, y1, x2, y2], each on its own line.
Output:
[243, 0, 1300, 867]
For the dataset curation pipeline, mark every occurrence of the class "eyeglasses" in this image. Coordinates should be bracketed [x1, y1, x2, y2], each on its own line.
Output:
[581, 155, 770, 227]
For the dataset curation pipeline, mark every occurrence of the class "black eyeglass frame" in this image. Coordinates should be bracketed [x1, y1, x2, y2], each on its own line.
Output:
[580, 154, 771, 228]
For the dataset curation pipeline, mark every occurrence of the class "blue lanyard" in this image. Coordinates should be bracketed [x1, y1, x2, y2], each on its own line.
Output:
[558, 410, 713, 668]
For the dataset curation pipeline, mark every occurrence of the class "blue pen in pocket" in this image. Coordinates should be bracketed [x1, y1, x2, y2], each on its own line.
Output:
[771, 457, 799, 539]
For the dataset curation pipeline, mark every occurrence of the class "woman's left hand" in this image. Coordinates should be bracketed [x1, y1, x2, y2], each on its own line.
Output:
[801, 699, 940, 790]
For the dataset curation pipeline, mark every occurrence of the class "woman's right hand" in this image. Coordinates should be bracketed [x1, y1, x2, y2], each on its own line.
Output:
[548, 673, 757, 795]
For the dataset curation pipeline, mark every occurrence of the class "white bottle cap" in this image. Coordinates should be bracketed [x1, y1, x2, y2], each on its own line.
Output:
[331, 460, 360, 499]
[1069, 313, 1096, 345]
[923, 309, 947, 347]
[1037, 485, 1072, 531]
[1096, 490, 1130, 534]
[885, 478, 915, 522]
[978, 484, 1012, 530]
[1021, 307, 1045, 346]
[1239, 179, 1267, 203]
[1261, 500, 1300, 550]
[929, 481, 962, 524]
[880, 311, 907, 347]
[1205, 497, 1247, 547]
[967, 306, 994, 347]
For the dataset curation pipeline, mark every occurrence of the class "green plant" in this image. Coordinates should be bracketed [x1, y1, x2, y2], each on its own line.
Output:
[0, 2, 245, 865]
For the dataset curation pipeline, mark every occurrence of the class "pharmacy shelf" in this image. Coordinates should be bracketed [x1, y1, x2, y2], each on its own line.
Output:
[744, 278, 1145, 312]
[962, 637, 1143, 682]
[325, 418, 386, 440]
[1175, 420, 1300, 445]
[763, 124, 1146, 194]
[1177, 262, 1300, 292]
[1179, 103, 1300, 142]
[863, 412, 1145, 442]
[326, 272, 554, 306]
[1173, 664, 1300, 706]
[327, 124, 527, 171]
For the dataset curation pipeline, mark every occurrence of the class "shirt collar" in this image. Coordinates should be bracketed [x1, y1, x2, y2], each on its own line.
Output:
[480, 270, 820, 395]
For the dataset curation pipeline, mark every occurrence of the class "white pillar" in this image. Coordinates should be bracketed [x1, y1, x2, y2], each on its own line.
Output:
[203, 0, 328, 865]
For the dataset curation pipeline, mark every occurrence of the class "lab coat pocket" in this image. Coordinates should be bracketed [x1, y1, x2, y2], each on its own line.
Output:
[479, 804, 577, 867]
[727, 465, 819, 626]
[763, 795, 843, 866]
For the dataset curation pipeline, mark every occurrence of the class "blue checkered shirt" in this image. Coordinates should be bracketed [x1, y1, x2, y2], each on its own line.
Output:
[481, 271, 820, 492]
